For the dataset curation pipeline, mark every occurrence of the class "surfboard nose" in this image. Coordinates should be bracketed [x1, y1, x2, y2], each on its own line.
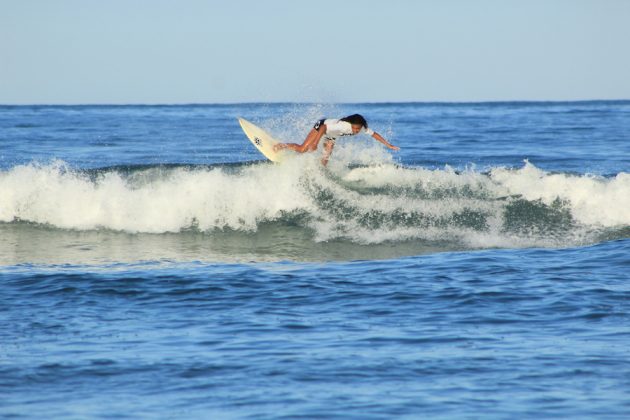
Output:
[237, 117, 284, 163]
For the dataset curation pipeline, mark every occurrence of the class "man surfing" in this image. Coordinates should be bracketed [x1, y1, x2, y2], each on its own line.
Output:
[273, 114, 399, 165]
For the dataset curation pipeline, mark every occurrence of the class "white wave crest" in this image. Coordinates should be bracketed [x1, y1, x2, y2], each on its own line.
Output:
[1, 159, 628, 249]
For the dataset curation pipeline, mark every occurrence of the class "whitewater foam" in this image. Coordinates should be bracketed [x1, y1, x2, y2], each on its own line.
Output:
[490, 161, 630, 227]
[1, 157, 628, 250]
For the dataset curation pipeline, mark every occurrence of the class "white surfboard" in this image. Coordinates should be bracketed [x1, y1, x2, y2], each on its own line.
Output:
[238, 117, 286, 163]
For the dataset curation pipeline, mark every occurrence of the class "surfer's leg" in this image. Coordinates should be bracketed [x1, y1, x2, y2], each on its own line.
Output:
[321, 139, 335, 166]
[274, 143, 298, 151]
[274, 129, 319, 152]
[304, 129, 322, 151]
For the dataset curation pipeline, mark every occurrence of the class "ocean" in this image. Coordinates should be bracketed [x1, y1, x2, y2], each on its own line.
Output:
[1, 102, 629, 418]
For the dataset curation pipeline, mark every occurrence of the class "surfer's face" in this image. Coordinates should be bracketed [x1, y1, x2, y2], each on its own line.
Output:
[351, 124, 362, 134]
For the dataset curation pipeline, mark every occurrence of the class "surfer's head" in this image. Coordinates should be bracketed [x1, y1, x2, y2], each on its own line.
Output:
[341, 114, 368, 134]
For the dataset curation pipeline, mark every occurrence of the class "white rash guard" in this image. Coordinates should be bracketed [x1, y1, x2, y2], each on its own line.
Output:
[314, 118, 374, 142]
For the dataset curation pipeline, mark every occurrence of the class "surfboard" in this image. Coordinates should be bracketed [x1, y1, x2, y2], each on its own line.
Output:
[238, 117, 285, 163]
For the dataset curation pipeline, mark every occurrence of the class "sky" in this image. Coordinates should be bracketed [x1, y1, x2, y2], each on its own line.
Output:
[1, 0, 629, 104]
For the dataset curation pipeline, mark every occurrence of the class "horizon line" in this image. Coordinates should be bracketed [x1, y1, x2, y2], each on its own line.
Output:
[1, 98, 630, 107]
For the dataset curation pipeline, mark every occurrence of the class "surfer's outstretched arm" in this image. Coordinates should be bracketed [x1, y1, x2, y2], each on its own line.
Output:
[274, 125, 327, 153]
[371, 132, 399, 150]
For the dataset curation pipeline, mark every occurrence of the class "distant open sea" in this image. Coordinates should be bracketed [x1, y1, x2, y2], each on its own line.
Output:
[1, 102, 629, 418]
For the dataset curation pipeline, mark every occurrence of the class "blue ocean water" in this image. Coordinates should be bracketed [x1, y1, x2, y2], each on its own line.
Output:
[1, 102, 629, 418]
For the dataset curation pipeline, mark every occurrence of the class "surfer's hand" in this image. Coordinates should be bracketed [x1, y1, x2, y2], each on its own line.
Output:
[388, 145, 400, 151]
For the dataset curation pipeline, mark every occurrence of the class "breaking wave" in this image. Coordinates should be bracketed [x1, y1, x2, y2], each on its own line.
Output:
[1, 154, 629, 250]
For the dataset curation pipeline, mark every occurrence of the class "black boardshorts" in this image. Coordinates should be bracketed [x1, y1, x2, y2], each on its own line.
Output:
[313, 119, 325, 130]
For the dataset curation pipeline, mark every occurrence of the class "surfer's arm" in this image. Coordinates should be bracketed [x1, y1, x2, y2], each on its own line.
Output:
[371, 132, 400, 150]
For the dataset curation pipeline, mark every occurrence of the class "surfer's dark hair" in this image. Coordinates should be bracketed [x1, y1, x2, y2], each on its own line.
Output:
[341, 114, 368, 128]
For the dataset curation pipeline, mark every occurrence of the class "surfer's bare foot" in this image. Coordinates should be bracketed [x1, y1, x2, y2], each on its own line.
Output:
[273, 143, 285, 152]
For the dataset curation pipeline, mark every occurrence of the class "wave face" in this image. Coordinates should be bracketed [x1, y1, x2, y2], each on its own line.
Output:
[1, 154, 628, 250]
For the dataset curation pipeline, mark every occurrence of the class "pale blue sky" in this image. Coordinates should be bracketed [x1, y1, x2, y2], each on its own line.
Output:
[1, 0, 629, 104]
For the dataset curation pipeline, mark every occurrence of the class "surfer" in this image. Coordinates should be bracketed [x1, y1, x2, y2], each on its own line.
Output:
[273, 114, 399, 165]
